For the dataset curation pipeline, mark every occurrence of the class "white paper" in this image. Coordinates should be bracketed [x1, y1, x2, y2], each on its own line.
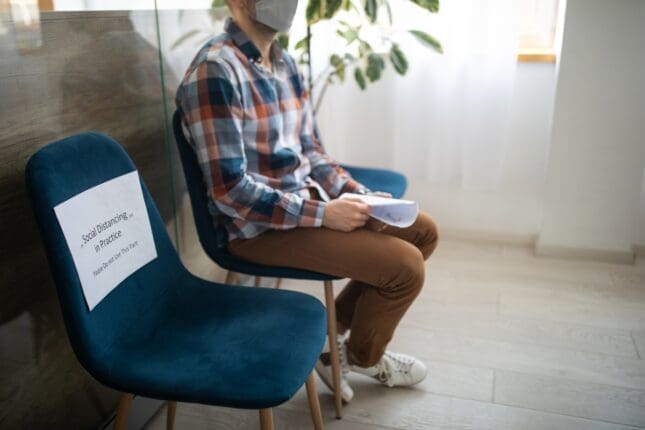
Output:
[54, 171, 158, 311]
[339, 193, 419, 228]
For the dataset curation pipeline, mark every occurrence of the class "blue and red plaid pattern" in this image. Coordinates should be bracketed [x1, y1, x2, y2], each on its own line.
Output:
[176, 18, 364, 243]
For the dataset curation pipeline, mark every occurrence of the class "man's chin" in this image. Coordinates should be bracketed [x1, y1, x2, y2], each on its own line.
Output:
[253, 19, 280, 37]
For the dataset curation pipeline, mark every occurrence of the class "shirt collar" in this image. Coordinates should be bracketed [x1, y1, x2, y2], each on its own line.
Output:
[225, 18, 284, 65]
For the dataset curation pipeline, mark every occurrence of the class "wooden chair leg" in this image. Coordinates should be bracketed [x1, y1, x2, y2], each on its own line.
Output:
[259, 408, 274, 430]
[114, 393, 134, 430]
[305, 372, 324, 430]
[225, 270, 237, 284]
[254, 276, 262, 287]
[323, 280, 343, 419]
[166, 401, 177, 430]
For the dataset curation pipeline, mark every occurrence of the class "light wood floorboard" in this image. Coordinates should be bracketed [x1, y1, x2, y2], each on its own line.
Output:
[494, 369, 645, 427]
[632, 331, 645, 359]
[143, 239, 645, 429]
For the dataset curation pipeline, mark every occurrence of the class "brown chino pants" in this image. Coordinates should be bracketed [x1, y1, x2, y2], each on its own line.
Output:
[228, 202, 439, 367]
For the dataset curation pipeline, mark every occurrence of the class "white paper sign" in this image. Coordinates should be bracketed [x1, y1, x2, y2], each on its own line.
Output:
[54, 171, 158, 310]
[339, 193, 419, 228]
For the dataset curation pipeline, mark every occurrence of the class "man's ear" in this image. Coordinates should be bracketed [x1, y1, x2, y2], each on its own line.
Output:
[228, 0, 255, 15]
[228, 0, 251, 9]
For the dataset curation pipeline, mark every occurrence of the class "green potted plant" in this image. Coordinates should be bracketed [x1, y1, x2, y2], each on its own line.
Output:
[295, 0, 442, 112]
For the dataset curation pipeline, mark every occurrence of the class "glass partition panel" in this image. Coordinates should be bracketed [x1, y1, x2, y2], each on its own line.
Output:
[153, 2, 229, 271]
[0, 0, 177, 427]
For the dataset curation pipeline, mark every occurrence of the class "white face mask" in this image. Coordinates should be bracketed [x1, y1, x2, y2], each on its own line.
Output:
[254, 0, 299, 33]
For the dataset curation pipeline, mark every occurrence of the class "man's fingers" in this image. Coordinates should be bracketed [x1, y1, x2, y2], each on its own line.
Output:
[342, 197, 364, 203]
[342, 198, 371, 212]
[354, 202, 371, 214]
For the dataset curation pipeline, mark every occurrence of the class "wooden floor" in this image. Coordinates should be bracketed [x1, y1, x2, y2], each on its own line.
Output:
[144, 239, 645, 430]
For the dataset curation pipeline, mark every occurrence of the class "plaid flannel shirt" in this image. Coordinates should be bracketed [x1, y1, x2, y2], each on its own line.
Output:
[176, 18, 365, 243]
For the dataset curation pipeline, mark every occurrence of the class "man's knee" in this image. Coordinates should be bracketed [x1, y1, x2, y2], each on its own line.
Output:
[416, 213, 439, 259]
[382, 243, 425, 297]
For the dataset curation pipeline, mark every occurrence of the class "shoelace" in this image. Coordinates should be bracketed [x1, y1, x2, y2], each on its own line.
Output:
[384, 351, 415, 371]
[337, 336, 350, 375]
[373, 358, 393, 384]
[373, 352, 415, 385]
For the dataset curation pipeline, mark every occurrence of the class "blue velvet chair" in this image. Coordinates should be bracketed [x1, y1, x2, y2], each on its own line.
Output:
[25, 133, 328, 430]
[173, 111, 349, 419]
[340, 165, 407, 200]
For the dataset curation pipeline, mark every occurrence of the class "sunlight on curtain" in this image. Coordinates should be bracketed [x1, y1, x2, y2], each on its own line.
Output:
[391, 0, 521, 191]
[518, 0, 560, 51]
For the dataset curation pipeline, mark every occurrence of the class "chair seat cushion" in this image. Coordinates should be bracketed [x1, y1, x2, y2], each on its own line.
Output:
[212, 250, 342, 281]
[96, 274, 327, 409]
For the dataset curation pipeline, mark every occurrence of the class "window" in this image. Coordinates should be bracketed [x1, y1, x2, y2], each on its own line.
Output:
[517, 0, 561, 63]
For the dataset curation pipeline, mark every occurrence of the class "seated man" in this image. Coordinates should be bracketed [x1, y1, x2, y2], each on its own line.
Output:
[175, 0, 439, 402]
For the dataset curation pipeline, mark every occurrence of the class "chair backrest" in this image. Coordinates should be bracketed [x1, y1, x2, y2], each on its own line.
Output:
[172, 110, 229, 258]
[25, 132, 185, 376]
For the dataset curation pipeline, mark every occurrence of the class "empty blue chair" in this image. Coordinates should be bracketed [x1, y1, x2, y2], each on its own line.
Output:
[25, 132, 327, 430]
[173, 111, 348, 419]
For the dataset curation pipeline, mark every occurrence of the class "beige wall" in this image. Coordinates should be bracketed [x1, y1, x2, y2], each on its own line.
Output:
[537, 0, 645, 262]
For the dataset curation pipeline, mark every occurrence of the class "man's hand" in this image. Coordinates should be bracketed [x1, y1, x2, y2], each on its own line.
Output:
[323, 198, 371, 232]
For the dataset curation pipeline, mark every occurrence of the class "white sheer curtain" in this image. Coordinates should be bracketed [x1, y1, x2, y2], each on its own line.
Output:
[392, 0, 521, 191]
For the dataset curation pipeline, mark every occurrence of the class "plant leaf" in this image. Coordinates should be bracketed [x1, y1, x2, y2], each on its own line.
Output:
[365, 0, 378, 22]
[326, 0, 344, 18]
[336, 66, 346, 82]
[358, 40, 373, 57]
[277, 33, 290, 50]
[354, 67, 366, 90]
[384, 0, 393, 25]
[170, 29, 202, 50]
[409, 29, 443, 53]
[410, 0, 439, 13]
[306, 0, 322, 24]
[337, 29, 358, 44]
[330, 54, 346, 81]
[366, 53, 386, 82]
[389, 44, 408, 75]
[294, 36, 309, 51]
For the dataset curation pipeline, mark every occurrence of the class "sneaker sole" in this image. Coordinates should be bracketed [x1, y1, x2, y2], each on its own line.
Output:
[314, 360, 352, 403]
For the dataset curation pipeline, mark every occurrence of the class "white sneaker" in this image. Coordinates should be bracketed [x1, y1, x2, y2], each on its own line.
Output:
[350, 351, 427, 387]
[314, 333, 354, 403]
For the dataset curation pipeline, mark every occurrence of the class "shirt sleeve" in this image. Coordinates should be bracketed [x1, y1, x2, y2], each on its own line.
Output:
[297, 73, 368, 198]
[177, 59, 326, 229]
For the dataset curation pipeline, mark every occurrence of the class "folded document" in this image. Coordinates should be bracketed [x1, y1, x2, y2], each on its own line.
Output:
[339, 193, 419, 228]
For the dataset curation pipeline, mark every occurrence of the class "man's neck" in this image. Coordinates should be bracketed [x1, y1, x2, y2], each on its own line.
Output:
[233, 16, 276, 70]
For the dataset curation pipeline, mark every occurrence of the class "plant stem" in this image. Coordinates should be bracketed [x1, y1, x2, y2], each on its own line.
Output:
[313, 78, 332, 115]
[313, 56, 361, 115]
[306, 24, 314, 105]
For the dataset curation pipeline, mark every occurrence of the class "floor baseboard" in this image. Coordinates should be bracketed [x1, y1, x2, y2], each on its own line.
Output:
[634, 244, 645, 257]
[440, 228, 537, 247]
[535, 242, 635, 265]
